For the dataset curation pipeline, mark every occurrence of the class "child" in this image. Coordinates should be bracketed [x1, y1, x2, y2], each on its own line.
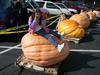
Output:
[28, 8, 65, 52]
[58, 13, 66, 24]
[56, 13, 66, 35]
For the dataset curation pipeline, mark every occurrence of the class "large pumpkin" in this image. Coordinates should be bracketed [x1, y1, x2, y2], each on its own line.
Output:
[70, 11, 90, 28]
[57, 19, 85, 38]
[87, 10, 97, 21]
[21, 33, 69, 66]
[93, 10, 100, 18]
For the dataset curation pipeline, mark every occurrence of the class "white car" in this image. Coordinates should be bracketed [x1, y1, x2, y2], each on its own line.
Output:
[56, 3, 78, 14]
[25, 0, 49, 14]
[35, 1, 71, 16]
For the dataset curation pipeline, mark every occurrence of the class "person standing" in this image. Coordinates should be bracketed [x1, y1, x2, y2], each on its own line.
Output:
[13, 0, 23, 25]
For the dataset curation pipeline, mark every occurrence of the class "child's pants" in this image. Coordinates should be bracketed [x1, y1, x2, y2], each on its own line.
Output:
[36, 29, 58, 48]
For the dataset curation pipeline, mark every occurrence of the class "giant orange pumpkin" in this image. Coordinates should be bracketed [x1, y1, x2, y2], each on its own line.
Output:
[70, 11, 90, 28]
[87, 10, 97, 21]
[57, 19, 85, 38]
[21, 33, 69, 66]
[93, 10, 100, 18]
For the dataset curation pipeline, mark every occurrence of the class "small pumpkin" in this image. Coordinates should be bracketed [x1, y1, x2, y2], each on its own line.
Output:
[70, 11, 90, 28]
[57, 19, 85, 38]
[87, 10, 97, 21]
[21, 33, 69, 66]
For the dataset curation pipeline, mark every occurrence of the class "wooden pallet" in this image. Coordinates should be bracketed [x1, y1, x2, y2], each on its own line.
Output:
[63, 37, 81, 44]
[15, 54, 59, 75]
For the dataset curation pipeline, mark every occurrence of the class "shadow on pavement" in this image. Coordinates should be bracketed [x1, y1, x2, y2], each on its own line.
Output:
[80, 33, 94, 43]
[0, 63, 14, 71]
[58, 52, 100, 75]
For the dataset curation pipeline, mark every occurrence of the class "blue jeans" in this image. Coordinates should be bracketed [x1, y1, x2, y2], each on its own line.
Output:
[49, 30, 62, 39]
[36, 29, 58, 48]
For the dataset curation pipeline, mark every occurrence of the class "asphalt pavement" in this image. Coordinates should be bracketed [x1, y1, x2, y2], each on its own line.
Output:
[0, 18, 100, 75]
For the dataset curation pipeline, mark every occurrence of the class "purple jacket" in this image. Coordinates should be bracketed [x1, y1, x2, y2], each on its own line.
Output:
[28, 18, 47, 32]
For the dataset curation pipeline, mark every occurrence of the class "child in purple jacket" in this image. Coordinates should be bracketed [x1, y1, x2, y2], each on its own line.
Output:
[28, 8, 65, 52]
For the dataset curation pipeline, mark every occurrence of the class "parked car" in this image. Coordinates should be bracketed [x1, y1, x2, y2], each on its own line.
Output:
[56, 3, 78, 14]
[35, 1, 71, 16]
[64, 1, 89, 13]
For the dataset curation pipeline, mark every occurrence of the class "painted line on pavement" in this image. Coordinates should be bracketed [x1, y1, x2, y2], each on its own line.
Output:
[97, 24, 100, 26]
[70, 49, 100, 52]
[0, 45, 100, 54]
[0, 46, 21, 49]
[0, 44, 20, 54]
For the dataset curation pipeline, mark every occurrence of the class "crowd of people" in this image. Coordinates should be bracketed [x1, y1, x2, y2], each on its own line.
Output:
[5, 0, 28, 28]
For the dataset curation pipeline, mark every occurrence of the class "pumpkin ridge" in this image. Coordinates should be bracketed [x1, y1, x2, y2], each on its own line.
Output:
[74, 27, 84, 38]
[66, 27, 84, 38]
[64, 25, 78, 35]
[61, 24, 77, 34]
[23, 45, 56, 52]
[22, 43, 52, 48]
